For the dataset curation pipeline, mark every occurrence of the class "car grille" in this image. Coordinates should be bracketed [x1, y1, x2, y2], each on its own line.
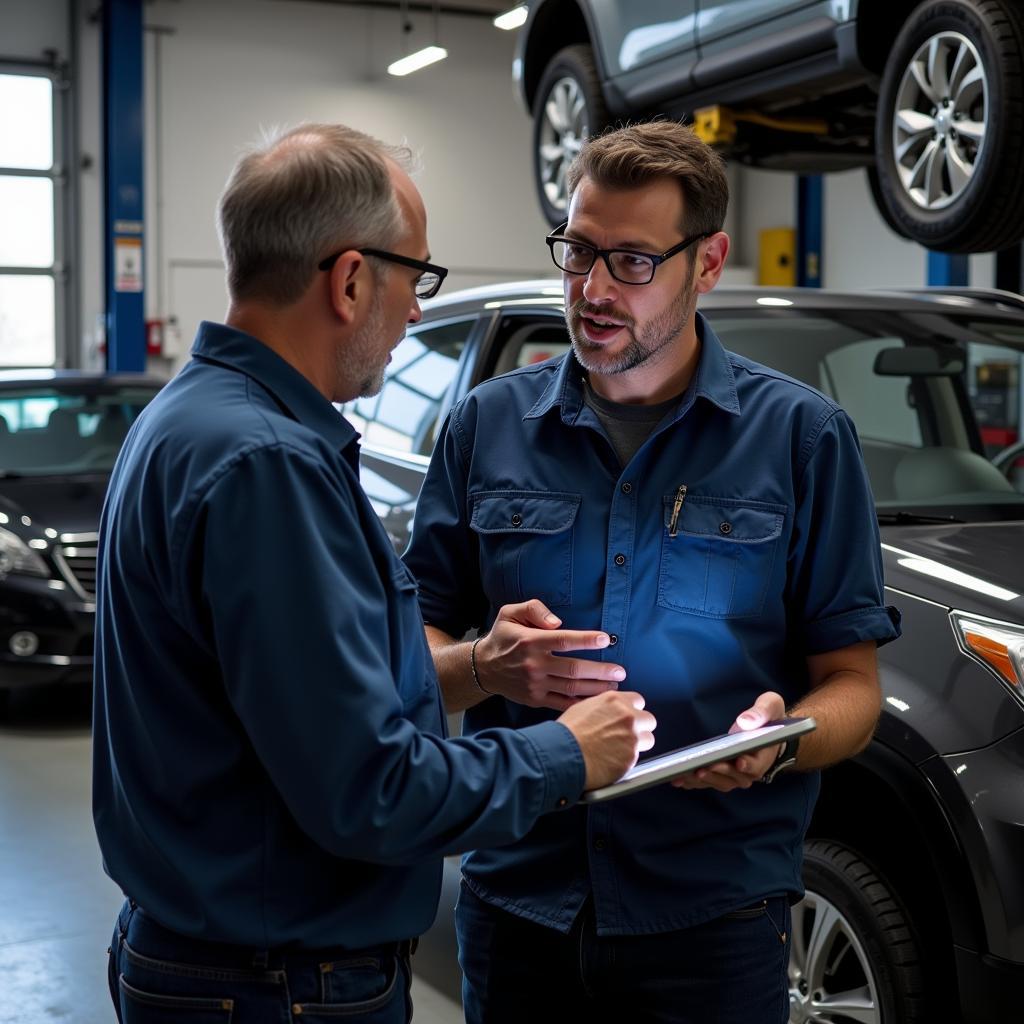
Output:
[58, 538, 98, 599]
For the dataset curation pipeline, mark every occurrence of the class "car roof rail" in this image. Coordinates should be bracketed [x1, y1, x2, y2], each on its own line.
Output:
[876, 286, 1024, 314]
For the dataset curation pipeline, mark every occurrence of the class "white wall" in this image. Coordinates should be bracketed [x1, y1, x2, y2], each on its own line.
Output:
[0, 0, 69, 58]
[112, 0, 559, 366]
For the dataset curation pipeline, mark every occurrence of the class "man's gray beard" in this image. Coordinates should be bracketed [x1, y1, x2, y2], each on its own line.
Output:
[569, 266, 697, 378]
[340, 286, 390, 399]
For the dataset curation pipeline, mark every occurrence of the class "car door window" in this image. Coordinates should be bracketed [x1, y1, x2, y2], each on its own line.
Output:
[707, 314, 937, 504]
[341, 318, 473, 455]
[961, 324, 1024, 490]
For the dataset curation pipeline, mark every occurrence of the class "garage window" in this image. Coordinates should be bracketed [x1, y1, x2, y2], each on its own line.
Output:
[0, 71, 62, 367]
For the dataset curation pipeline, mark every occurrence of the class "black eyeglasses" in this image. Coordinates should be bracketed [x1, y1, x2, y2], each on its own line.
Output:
[318, 248, 448, 300]
[545, 222, 708, 286]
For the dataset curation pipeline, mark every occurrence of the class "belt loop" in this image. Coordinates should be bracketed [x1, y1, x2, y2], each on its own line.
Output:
[252, 950, 269, 969]
[121, 899, 138, 940]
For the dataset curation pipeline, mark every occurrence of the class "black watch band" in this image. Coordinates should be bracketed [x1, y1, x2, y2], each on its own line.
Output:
[761, 736, 800, 784]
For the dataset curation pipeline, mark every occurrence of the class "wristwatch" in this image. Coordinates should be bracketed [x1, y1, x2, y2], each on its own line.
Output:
[760, 736, 800, 784]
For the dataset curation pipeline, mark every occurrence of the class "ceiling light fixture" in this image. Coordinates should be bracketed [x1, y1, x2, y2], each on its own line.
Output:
[388, 0, 447, 77]
[493, 4, 528, 30]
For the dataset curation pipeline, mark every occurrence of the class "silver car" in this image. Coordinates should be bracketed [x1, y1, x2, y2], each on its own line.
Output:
[513, 0, 1024, 253]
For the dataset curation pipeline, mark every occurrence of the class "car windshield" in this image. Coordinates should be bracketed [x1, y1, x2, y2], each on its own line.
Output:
[0, 385, 159, 476]
[704, 308, 1024, 522]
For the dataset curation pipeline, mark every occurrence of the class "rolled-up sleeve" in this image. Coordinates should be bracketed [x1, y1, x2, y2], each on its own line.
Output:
[787, 409, 902, 653]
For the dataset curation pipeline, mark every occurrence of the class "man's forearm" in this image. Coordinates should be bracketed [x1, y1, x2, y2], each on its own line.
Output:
[791, 641, 882, 770]
[425, 624, 490, 713]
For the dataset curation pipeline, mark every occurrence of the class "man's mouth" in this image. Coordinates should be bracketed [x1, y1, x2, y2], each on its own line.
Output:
[578, 313, 627, 343]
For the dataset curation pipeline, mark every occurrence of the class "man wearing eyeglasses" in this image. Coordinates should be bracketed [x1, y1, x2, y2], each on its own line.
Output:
[405, 120, 900, 1023]
[93, 122, 657, 1024]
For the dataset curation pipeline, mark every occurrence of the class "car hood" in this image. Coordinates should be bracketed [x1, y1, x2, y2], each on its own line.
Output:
[0, 475, 109, 535]
[880, 521, 1024, 623]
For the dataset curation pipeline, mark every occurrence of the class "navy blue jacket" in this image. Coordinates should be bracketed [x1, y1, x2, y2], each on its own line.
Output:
[92, 322, 584, 949]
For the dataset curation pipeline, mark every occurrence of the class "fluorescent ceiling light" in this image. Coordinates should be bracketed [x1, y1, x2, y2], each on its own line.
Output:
[388, 45, 448, 76]
[493, 4, 528, 30]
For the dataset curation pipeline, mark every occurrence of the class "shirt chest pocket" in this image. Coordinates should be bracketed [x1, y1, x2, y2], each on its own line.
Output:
[658, 495, 786, 619]
[469, 491, 580, 609]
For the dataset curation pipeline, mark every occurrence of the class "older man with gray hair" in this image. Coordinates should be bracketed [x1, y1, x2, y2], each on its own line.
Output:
[93, 122, 655, 1024]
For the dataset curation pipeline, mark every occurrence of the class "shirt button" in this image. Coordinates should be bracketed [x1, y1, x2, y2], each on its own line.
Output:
[607, 634, 618, 645]
[593, 837, 607, 852]
[511, 513, 523, 526]
[719, 522, 732, 535]
[614, 553, 626, 566]
[557, 797, 569, 809]
[621, 482, 632, 494]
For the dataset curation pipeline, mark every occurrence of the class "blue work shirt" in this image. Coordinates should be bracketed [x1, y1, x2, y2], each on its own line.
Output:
[404, 313, 901, 936]
[92, 321, 584, 950]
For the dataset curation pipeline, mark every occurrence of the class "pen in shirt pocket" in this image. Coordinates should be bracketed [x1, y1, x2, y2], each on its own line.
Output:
[668, 484, 688, 538]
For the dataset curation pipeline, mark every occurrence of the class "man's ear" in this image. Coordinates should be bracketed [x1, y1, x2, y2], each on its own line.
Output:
[325, 250, 365, 325]
[695, 232, 730, 294]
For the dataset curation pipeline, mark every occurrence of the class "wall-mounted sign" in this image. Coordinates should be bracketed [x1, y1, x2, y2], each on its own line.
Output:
[114, 236, 143, 293]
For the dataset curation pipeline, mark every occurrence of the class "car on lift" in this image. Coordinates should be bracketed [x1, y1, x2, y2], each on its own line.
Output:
[345, 281, 1024, 1022]
[0, 371, 164, 708]
[513, 0, 1024, 253]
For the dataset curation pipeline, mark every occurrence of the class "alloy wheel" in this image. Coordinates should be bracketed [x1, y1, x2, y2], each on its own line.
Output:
[788, 891, 880, 1023]
[537, 75, 587, 215]
[891, 30, 988, 211]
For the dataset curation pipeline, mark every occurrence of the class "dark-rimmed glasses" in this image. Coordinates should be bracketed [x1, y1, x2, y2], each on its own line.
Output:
[545, 222, 709, 286]
[318, 248, 448, 300]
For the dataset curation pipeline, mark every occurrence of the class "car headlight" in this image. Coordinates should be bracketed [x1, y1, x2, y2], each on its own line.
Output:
[0, 526, 50, 579]
[951, 611, 1024, 705]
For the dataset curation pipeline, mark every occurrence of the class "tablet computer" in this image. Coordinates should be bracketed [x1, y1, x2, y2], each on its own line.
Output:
[580, 716, 816, 803]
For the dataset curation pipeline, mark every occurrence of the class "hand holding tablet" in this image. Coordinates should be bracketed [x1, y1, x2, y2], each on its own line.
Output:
[580, 717, 816, 803]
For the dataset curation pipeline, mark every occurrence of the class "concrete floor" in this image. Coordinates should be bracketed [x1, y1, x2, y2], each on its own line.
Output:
[0, 685, 463, 1024]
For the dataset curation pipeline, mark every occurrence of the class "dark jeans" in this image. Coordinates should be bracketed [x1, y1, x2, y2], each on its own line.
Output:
[107, 900, 413, 1023]
[456, 884, 791, 1024]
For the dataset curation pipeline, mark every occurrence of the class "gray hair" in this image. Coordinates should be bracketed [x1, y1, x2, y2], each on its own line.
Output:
[217, 123, 413, 305]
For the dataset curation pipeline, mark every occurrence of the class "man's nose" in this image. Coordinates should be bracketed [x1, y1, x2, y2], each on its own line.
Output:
[582, 256, 618, 304]
[408, 298, 422, 325]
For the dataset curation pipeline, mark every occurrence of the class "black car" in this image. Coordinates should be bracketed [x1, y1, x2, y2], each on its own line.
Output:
[342, 283, 1024, 1023]
[0, 371, 164, 705]
[513, 0, 1024, 253]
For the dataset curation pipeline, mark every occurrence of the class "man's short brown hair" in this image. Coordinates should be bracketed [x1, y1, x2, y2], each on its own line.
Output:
[566, 120, 728, 238]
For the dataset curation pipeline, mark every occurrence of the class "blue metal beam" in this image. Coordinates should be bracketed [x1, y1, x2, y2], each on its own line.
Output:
[796, 175, 823, 288]
[926, 251, 968, 287]
[103, 0, 145, 371]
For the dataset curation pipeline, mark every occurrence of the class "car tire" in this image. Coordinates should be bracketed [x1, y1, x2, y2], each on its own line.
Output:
[874, 0, 1024, 252]
[532, 44, 609, 226]
[789, 840, 927, 1023]
[865, 165, 911, 241]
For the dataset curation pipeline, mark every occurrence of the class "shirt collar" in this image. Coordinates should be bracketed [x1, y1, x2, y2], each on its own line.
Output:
[525, 311, 741, 423]
[191, 321, 357, 453]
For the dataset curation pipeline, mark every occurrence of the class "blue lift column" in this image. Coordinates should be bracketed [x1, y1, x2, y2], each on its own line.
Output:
[926, 251, 968, 287]
[103, 0, 145, 371]
[796, 175, 823, 287]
